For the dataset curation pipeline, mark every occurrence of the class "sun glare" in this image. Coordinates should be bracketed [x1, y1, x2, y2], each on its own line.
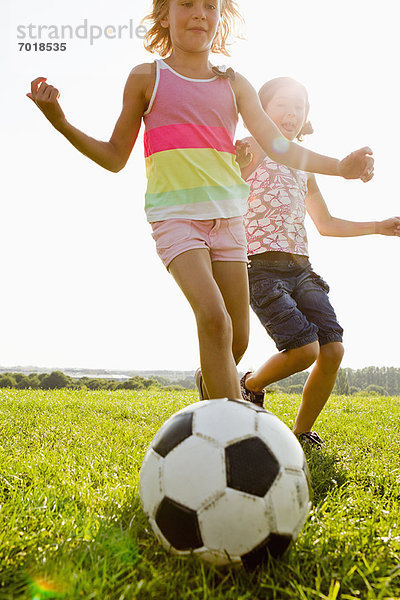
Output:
[272, 136, 290, 154]
[28, 576, 66, 599]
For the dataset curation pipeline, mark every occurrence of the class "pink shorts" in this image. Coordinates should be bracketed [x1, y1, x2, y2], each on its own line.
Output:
[151, 217, 248, 269]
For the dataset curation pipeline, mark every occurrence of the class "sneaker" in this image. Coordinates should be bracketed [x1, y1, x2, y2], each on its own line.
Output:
[297, 431, 324, 449]
[240, 372, 265, 408]
[194, 368, 204, 401]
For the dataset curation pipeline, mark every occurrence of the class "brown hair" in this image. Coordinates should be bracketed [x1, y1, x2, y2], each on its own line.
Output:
[258, 77, 314, 142]
[143, 0, 243, 58]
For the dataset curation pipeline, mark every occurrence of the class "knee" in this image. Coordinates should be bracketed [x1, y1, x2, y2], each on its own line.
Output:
[287, 341, 319, 371]
[320, 342, 344, 371]
[197, 306, 233, 346]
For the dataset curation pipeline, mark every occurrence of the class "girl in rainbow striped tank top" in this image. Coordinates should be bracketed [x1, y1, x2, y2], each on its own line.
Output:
[143, 59, 248, 222]
[27, 0, 375, 401]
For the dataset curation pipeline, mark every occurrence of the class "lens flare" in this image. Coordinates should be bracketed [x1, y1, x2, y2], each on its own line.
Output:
[272, 136, 289, 154]
[28, 576, 66, 599]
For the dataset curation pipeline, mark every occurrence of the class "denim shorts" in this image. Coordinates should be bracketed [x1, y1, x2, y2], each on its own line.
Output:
[248, 252, 344, 351]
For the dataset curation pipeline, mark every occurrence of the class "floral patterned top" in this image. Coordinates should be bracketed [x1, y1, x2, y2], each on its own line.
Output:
[244, 155, 309, 256]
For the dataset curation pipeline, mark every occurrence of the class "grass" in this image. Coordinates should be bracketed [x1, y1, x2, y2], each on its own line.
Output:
[0, 388, 400, 600]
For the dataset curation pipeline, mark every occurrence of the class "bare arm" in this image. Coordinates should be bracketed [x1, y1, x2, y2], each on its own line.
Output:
[306, 174, 400, 237]
[27, 64, 154, 172]
[231, 74, 374, 181]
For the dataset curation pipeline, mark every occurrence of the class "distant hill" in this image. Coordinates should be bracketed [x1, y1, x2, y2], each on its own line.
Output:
[0, 366, 195, 382]
[1, 365, 399, 395]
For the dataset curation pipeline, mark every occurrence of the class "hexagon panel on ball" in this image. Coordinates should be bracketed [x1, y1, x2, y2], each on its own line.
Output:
[268, 469, 311, 537]
[193, 398, 257, 445]
[256, 411, 305, 469]
[198, 488, 273, 560]
[139, 449, 164, 520]
[163, 435, 225, 511]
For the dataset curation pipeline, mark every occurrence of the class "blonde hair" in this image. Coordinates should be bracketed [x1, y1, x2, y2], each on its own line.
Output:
[143, 0, 243, 57]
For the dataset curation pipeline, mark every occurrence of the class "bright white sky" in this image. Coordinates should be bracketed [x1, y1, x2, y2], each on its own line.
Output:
[1, 0, 399, 372]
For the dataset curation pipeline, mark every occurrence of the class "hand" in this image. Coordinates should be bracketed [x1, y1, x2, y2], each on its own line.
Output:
[376, 217, 400, 236]
[235, 140, 253, 169]
[338, 147, 374, 182]
[27, 77, 66, 131]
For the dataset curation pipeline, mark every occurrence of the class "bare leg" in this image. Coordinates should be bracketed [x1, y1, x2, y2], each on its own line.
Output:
[196, 261, 250, 400]
[212, 261, 250, 365]
[293, 342, 344, 435]
[245, 342, 319, 393]
[169, 249, 241, 399]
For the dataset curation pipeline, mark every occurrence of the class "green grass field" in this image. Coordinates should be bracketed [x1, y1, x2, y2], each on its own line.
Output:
[1, 388, 400, 600]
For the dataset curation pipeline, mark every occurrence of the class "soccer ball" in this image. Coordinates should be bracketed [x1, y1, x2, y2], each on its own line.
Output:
[139, 398, 311, 569]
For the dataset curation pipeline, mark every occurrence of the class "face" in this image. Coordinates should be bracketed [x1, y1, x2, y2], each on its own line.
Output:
[262, 85, 308, 141]
[160, 0, 220, 53]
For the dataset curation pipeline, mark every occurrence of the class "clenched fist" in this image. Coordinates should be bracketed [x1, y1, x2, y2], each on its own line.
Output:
[27, 77, 66, 131]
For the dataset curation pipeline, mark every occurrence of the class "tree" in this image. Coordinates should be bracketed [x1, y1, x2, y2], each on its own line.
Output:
[16, 375, 37, 389]
[279, 371, 308, 391]
[164, 385, 185, 391]
[265, 385, 283, 393]
[335, 370, 350, 395]
[364, 384, 388, 396]
[84, 379, 105, 390]
[0, 375, 16, 388]
[40, 371, 72, 389]
[288, 384, 304, 394]
[118, 377, 144, 390]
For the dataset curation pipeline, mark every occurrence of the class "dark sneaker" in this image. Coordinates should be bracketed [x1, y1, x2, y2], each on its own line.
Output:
[240, 372, 265, 408]
[297, 431, 324, 449]
[194, 368, 204, 401]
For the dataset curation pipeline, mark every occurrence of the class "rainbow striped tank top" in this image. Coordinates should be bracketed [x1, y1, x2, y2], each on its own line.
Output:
[143, 59, 250, 222]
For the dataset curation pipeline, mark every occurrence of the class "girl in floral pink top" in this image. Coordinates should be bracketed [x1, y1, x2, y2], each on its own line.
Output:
[244, 155, 309, 256]
[237, 77, 400, 447]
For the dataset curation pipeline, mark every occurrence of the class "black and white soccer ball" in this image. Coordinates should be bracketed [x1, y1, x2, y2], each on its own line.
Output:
[139, 398, 311, 568]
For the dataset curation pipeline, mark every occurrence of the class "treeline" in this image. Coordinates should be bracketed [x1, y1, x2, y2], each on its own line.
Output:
[0, 366, 399, 396]
[270, 366, 400, 396]
[0, 371, 189, 392]
[343, 366, 400, 396]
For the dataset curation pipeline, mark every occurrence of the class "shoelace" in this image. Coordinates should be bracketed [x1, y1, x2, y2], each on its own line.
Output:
[299, 431, 324, 447]
[309, 432, 324, 444]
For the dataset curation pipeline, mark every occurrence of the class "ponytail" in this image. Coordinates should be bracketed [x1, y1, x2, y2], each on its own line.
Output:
[297, 120, 314, 142]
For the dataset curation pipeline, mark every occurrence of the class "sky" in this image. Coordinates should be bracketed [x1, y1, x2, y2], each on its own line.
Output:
[1, 0, 399, 372]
